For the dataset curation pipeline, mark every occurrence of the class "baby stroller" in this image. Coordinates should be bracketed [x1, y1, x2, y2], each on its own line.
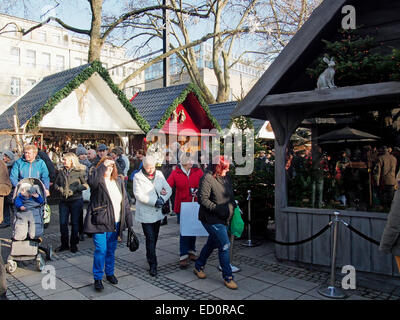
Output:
[5, 178, 53, 274]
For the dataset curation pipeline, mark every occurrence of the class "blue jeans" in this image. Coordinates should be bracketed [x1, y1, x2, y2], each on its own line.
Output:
[141, 221, 161, 268]
[180, 235, 196, 260]
[59, 198, 83, 246]
[195, 223, 233, 281]
[92, 223, 120, 280]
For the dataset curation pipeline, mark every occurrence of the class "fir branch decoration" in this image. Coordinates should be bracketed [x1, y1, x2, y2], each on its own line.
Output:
[306, 30, 400, 87]
[153, 83, 222, 131]
[26, 60, 151, 132]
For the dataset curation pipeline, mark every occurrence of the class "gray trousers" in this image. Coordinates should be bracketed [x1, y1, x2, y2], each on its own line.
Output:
[13, 209, 43, 241]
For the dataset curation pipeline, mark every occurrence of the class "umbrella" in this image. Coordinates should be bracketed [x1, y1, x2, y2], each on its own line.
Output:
[316, 126, 380, 144]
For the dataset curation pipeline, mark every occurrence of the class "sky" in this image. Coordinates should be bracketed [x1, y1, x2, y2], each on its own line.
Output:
[0, 0, 271, 65]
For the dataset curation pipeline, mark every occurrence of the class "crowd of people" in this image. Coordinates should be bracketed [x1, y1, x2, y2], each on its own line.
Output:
[0, 141, 240, 298]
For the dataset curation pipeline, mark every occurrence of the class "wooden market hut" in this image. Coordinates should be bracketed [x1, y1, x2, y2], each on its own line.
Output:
[0, 61, 148, 151]
[232, 0, 400, 276]
[130, 83, 221, 154]
[208, 101, 271, 138]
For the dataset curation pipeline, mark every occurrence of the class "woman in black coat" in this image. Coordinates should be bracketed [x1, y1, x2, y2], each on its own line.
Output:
[193, 156, 238, 290]
[83, 156, 133, 291]
[54, 153, 88, 253]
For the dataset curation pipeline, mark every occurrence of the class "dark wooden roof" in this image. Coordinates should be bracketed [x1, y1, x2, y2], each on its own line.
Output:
[130, 83, 221, 131]
[130, 83, 189, 128]
[0, 64, 90, 130]
[232, 0, 400, 119]
[209, 101, 265, 132]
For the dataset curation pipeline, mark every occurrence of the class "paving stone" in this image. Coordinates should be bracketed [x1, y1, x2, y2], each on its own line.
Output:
[165, 270, 198, 284]
[66, 255, 93, 266]
[125, 283, 168, 299]
[30, 278, 72, 298]
[277, 277, 319, 293]
[60, 271, 93, 289]
[46, 289, 89, 300]
[151, 293, 185, 300]
[18, 273, 46, 287]
[93, 291, 138, 300]
[78, 282, 121, 299]
[259, 285, 303, 300]
[209, 286, 253, 300]
[113, 275, 149, 290]
[185, 278, 225, 293]
[236, 277, 274, 293]
[250, 270, 289, 285]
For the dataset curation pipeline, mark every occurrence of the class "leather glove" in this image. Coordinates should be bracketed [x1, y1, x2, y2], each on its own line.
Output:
[155, 196, 165, 208]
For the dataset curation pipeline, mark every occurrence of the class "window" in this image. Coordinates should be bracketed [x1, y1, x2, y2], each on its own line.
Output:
[10, 47, 20, 65]
[56, 55, 65, 71]
[10, 78, 20, 96]
[26, 50, 36, 68]
[27, 79, 36, 87]
[52, 33, 61, 45]
[41, 52, 51, 70]
[74, 57, 82, 67]
[37, 31, 47, 42]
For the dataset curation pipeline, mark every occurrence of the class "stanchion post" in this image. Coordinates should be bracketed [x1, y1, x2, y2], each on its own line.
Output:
[241, 189, 261, 247]
[318, 211, 347, 299]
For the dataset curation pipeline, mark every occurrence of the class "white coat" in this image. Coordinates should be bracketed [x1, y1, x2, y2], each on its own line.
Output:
[133, 169, 172, 224]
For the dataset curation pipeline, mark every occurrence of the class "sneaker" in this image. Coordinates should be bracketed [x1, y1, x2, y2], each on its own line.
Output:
[94, 280, 104, 291]
[106, 275, 118, 284]
[193, 268, 206, 279]
[189, 253, 197, 261]
[55, 245, 69, 252]
[224, 278, 238, 290]
[179, 258, 189, 269]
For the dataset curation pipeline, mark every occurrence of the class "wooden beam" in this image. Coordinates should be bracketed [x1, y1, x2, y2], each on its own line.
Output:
[232, 0, 346, 118]
[259, 82, 400, 109]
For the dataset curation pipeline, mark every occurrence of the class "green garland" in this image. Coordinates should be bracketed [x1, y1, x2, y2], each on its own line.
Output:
[153, 82, 222, 131]
[26, 60, 151, 133]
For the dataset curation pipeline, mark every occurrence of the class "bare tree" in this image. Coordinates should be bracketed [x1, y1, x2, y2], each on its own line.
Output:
[0, 0, 214, 62]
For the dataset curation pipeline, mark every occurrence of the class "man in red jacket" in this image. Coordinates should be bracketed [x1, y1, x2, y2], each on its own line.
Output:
[167, 153, 203, 268]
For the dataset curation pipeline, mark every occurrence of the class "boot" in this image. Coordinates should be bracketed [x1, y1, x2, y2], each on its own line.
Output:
[224, 277, 238, 290]
[160, 216, 168, 226]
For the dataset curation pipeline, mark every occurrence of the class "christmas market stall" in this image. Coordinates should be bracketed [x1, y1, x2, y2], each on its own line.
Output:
[0, 61, 148, 156]
[208, 101, 269, 138]
[130, 83, 221, 162]
[232, 0, 400, 276]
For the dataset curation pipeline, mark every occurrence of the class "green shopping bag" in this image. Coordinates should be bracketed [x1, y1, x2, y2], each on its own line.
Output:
[230, 206, 244, 237]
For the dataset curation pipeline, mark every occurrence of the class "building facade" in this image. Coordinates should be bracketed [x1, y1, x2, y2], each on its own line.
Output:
[144, 42, 266, 101]
[0, 13, 145, 113]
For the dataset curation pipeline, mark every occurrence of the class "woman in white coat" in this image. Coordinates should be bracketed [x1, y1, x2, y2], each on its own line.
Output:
[133, 156, 172, 276]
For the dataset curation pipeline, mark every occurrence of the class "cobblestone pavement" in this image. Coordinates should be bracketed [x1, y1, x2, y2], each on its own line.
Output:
[1, 204, 400, 300]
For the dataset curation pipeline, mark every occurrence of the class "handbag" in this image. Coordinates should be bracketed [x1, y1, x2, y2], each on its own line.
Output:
[127, 227, 139, 252]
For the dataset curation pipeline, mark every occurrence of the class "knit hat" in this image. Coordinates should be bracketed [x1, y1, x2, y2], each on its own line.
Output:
[76, 144, 88, 156]
[3, 150, 15, 161]
[97, 144, 108, 152]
